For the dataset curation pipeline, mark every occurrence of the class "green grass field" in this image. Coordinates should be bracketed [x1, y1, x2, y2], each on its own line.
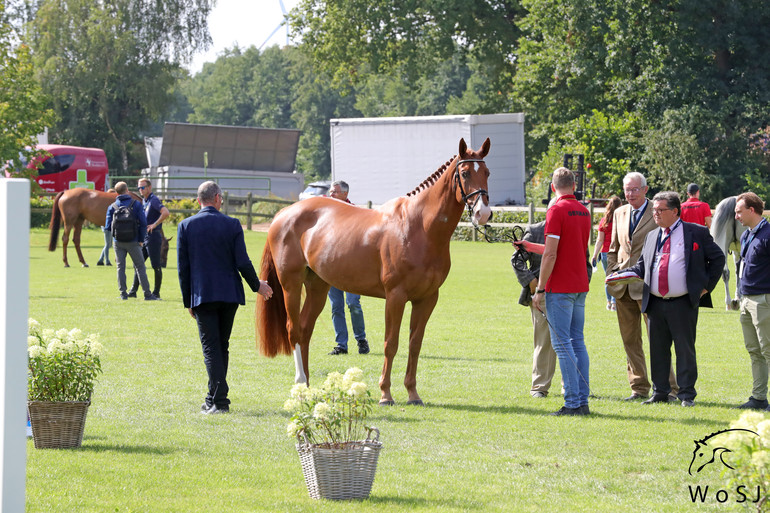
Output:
[26, 227, 756, 512]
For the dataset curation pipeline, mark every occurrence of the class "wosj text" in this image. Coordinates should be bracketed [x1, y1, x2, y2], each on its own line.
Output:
[689, 485, 762, 504]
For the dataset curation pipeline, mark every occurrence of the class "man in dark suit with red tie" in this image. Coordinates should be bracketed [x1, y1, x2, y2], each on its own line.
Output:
[621, 191, 724, 407]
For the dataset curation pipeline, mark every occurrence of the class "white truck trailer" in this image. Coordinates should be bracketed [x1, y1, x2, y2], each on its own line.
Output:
[330, 113, 525, 205]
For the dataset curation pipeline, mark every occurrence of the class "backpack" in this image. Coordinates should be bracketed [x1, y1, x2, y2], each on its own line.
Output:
[111, 200, 138, 242]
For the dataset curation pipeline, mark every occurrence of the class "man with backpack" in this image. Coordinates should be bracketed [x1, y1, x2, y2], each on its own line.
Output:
[105, 181, 158, 301]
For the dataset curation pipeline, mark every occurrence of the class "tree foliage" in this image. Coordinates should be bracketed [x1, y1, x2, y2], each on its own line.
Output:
[28, 0, 214, 173]
[512, 0, 770, 203]
[0, 1, 55, 185]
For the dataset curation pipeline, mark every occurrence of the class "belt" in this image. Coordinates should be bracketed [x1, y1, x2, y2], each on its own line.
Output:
[651, 294, 686, 301]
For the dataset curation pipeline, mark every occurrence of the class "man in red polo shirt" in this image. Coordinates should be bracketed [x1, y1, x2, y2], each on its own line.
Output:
[680, 183, 712, 228]
[532, 167, 592, 416]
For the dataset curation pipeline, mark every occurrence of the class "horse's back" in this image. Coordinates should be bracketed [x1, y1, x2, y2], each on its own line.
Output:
[59, 188, 118, 226]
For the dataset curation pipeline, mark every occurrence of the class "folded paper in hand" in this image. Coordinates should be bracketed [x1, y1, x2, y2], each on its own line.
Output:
[605, 271, 642, 285]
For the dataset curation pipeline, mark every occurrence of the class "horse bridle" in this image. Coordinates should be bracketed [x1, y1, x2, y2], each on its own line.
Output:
[454, 158, 489, 217]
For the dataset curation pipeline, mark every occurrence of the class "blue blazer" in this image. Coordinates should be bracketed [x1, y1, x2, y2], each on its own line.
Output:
[627, 221, 725, 312]
[177, 206, 260, 309]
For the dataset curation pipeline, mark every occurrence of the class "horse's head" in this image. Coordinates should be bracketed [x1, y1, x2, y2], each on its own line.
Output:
[455, 138, 492, 225]
[688, 439, 716, 475]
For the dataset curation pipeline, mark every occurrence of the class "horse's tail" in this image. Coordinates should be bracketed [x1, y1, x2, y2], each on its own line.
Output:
[48, 191, 64, 252]
[256, 241, 292, 357]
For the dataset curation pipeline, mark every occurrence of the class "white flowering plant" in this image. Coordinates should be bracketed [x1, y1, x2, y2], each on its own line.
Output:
[720, 411, 770, 509]
[27, 318, 103, 402]
[284, 367, 373, 447]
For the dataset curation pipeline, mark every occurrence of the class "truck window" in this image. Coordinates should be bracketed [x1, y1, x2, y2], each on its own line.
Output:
[38, 154, 76, 176]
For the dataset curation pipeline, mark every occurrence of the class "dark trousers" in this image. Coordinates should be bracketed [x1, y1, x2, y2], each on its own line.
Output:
[193, 302, 239, 408]
[647, 295, 699, 400]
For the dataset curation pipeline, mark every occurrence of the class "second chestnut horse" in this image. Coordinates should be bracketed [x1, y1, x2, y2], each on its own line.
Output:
[257, 138, 492, 405]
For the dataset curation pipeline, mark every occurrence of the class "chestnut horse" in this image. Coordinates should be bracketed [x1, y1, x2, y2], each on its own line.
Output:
[48, 188, 142, 267]
[256, 138, 492, 405]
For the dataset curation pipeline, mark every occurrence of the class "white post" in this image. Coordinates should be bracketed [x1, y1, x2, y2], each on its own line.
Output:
[0, 179, 30, 512]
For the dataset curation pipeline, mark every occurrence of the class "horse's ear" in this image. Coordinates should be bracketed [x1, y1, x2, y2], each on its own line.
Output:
[459, 138, 468, 157]
[480, 137, 491, 158]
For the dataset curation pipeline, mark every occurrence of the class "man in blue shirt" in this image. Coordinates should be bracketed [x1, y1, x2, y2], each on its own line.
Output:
[128, 178, 170, 299]
[105, 182, 157, 300]
[735, 192, 770, 411]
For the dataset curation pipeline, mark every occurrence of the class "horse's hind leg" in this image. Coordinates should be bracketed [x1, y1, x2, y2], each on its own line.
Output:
[61, 223, 72, 268]
[294, 271, 331, 384]
[72, 222, 88, 267]
[404, 293, 439, 406]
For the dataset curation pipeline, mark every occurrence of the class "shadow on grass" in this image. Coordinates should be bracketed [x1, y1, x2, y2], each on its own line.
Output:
[429, 400, 726, 427]
[367, 496, 481, 509]
[78, 440, 177, 455]
[418, 354, 511, 363]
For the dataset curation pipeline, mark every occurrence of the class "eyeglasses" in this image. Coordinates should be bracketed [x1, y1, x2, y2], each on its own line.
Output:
[623, 186, 644, 193]
[652, 208, 672, 214]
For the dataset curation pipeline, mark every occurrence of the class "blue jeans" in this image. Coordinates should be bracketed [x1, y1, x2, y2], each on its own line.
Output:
[545, 292, 590, 409]
[328, 287, 366, 349]
[98, 227, 111, 265]
[599, 252, 614, 303]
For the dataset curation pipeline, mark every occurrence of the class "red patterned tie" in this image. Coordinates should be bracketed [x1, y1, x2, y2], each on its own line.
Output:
[658, 228, 671, 297]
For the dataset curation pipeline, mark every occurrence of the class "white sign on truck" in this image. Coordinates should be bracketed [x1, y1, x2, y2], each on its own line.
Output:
[330, 113, 525, 206]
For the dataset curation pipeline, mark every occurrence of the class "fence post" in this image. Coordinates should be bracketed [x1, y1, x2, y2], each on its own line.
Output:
[246, 193, 253, 231]
[0, 179, 29, 512]
[528, 203, 535, 225]
[223, 191, 229, 216]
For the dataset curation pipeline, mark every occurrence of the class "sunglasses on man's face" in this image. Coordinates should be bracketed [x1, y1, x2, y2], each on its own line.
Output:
[138, 186, 146, 190]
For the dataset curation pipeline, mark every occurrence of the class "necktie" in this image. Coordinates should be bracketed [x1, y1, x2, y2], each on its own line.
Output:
[630, 209, 641, 233]
[658, 227, 671, 296]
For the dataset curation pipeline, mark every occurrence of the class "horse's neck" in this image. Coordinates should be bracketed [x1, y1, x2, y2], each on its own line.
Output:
[413, 163, 464, 236]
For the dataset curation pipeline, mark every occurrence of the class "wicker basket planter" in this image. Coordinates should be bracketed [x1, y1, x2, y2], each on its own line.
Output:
[296, 428, 382, 500]
[27, 401, 90, 449]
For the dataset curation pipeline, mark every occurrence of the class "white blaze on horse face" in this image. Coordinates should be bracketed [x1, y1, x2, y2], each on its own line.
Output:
[473, 200, 492, 225]
[293, 344, 307, 384]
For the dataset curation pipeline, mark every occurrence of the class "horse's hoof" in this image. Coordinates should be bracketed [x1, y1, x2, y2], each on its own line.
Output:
[378, 400, 395, 407]
[82, 263, 89, 268]
[63, 264, 70, 268]
[406, 400, 425, 406]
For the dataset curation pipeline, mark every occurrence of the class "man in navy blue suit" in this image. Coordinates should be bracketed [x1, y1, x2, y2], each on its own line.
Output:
[620, 191, 724, 407]
[178, 181, 273, 414]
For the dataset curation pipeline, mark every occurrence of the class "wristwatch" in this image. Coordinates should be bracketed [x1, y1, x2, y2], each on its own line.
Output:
[536, 289, 546, 294]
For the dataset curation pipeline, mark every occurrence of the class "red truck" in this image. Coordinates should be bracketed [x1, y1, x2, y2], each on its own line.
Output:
[24, 144, 109, 192]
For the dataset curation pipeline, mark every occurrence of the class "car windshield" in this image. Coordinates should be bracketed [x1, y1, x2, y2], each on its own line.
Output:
[304, 185, 328, 195]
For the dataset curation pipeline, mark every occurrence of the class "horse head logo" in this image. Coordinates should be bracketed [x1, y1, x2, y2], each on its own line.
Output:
[689, 428, 759, 475]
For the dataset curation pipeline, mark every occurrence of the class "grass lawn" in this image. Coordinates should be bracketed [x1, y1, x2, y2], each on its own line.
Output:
[26, 226, 755, 512]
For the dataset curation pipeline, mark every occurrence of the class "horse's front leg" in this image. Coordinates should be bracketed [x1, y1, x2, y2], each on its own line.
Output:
[379, 293, 407, 406]
[722, 265, 732, 310]
[404, 293, 439, 406]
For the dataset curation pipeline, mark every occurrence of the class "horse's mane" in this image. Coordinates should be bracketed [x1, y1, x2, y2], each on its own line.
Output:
[405, 157, 456, 197]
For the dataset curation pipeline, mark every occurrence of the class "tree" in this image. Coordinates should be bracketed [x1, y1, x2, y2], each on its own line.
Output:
[0, 1, 55, 185]
[290, 0, 522, 101]
[28, 0, 214, 173]
[512, 0, 770, 201]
